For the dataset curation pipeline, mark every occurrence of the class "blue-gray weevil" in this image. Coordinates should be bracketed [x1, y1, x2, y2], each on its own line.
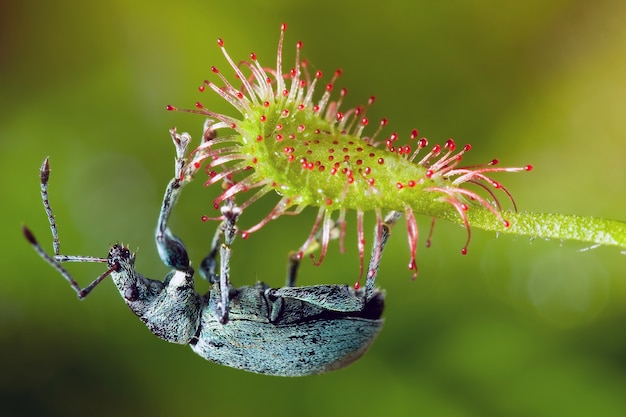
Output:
[23, 127, 401, 376]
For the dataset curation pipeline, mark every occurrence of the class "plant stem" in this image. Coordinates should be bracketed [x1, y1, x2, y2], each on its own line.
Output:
[437, 206, 626, 250]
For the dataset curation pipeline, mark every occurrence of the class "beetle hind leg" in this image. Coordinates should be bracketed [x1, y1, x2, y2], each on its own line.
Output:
[364, 210, 402, 301]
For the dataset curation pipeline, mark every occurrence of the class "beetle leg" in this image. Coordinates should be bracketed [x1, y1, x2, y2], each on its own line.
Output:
[22, 158, 114, 299]
[155, 129, 193, 272]
[285, 251, 301, 287]
[285, 210, 400, 295]
[364, 210, 402, 302]
[198, 180, 239, 285]
[198, 216, 223, 284]
[213, 198, 241, 323]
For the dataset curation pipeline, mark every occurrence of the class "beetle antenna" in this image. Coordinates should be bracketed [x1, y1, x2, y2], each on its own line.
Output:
[38, 158, 61, 256]
[22, 158, 114, 299]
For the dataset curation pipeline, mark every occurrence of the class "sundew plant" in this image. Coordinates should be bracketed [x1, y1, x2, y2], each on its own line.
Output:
[168, 24, 626, 283]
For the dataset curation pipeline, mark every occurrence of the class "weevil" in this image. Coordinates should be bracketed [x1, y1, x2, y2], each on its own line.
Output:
[22, 127, 401, 376]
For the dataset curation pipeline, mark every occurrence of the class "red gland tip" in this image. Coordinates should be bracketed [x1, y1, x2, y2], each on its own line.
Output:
[201, 215, 208, 222]
[281, 22, 287, 32]
[217, 38, 224, 47]
[408, 259, 416, 270]
[461, 247, 468, 255]
[525, 164, 533, 171]
[241, 231, 250, 239]
[353, 281, 361, 290]
[166, 105, 176, 111]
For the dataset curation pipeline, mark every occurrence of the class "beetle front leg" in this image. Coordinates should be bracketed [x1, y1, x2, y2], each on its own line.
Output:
[155, 129, 193, 272]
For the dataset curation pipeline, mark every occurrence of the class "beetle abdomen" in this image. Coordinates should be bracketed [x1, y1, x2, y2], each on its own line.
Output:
[191, 316, 383, 376]
[190, 285, 384, 376]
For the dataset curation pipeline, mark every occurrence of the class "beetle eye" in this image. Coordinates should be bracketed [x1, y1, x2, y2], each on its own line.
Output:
[124, 285, 139, 301]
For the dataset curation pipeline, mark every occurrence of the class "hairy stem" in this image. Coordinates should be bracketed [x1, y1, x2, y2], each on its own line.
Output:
[438, 206, 626, 250]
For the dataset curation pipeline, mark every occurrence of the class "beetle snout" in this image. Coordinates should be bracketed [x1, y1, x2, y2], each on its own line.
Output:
[108, 244, 134, 270]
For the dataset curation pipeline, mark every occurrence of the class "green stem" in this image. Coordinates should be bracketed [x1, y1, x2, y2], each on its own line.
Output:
[437, 206, 626, 250]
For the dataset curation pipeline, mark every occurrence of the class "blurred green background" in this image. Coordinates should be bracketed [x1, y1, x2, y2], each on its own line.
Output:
[2, 1, 626, 416]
